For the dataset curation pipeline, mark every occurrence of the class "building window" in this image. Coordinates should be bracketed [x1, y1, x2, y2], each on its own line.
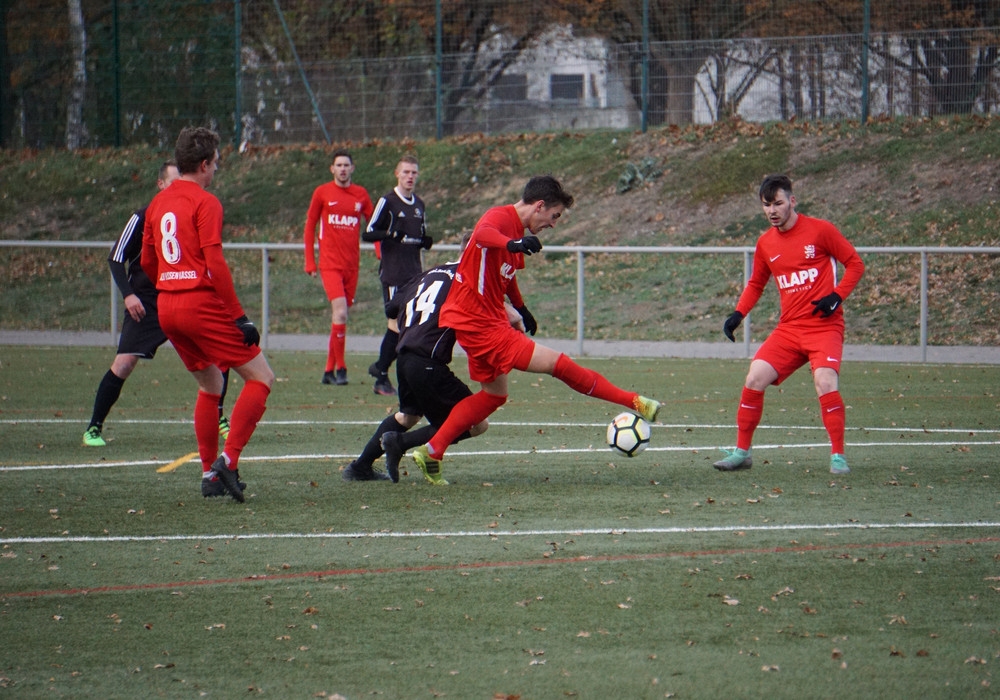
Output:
[493, 73, 528, 103]
[550, 73, 584, 102]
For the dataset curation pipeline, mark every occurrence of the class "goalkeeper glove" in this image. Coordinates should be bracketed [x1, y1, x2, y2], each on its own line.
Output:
[507, 235, 542, 256]
[810, 292, 842, 318]
[421, 235, 433, 250]
[722, 311, 744, 342]
[515, 305, 538, 336]
[234, 315, 260, 347]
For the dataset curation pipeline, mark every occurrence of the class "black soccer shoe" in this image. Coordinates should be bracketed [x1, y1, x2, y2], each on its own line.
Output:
[368, 363, 396, 396]
[210, 455, 245, 502]
[342, 460, 391, 482]
[202, 471, 247, 497]
[380, 431, 403, 483]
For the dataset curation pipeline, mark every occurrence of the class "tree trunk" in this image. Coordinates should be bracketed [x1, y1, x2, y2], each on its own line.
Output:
[66, 0, 87, 149]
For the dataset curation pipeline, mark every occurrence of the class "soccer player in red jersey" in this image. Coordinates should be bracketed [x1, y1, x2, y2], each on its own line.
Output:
[715, 173, 865, 475]
[303, 149, 374, 386]
[141, 127, 274, 502]
[409, 175, 662, 484]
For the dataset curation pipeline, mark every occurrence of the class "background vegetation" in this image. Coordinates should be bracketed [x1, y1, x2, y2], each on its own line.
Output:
[1, 115, 999, 346]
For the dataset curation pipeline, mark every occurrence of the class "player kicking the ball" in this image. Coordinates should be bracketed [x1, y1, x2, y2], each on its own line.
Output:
[714, 173, 865, 475]
[410, 175, 662, 484]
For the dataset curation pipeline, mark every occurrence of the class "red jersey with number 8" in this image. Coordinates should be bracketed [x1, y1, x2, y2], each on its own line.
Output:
[142, 180, 223, 293]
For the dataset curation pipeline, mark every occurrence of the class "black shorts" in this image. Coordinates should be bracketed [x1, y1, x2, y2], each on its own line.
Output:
[396, 350, 473, 427]
[381, 283, 399, 318]
[116, 299, 168, 359]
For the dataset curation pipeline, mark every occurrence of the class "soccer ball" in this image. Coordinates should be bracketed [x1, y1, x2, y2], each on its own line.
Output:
[607, 412, 651, 458]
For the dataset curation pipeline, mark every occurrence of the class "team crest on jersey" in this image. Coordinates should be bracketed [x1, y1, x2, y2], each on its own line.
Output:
[355, 202, 362, 212]
[415, 208, 422, 218]
[804, 244, 816, 259]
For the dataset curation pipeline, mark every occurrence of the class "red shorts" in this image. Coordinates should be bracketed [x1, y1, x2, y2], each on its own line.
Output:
[320, 268, 358, 306]
[753, 323, 844, 385]
[158, 289, 261, 373]
[455, 323, 535, 384]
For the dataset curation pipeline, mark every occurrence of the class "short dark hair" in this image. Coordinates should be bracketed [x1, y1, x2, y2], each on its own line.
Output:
[332, 148, 353, 164]
[175, 127, 220, 175]
[522, 175, 574, 208]
[759, 173, 792, 203]
[158, 160, 177, 180]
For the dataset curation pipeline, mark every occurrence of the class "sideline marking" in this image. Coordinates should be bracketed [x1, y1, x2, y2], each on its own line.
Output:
[2, 438, 998, 472]
[156, 451, 198, 473]
[3, 534, 998, 599]
[3, 520, 1000, 545]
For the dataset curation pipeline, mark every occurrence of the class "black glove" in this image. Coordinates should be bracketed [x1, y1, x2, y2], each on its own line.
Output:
[722, 311, 744, 342]
[507, 235, 542, 256]
[234, 315, 260, 347]
[515, 305, 537, 336]
[421, 235, 433, 250]
[811, 292, 842, 318]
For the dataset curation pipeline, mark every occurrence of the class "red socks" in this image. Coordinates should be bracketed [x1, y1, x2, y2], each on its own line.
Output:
[552, 353, 635, 408]
[222, 380, 271, 469]
[819, 390, 846, 454]
[736, 387, 764, 451]
[327, 323, 346, 372]
[427, 390, 506, 458]
[195, 391, 223, 474]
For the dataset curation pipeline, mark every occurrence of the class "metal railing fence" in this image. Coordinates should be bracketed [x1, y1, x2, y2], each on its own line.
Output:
[3, 240, 998, 363]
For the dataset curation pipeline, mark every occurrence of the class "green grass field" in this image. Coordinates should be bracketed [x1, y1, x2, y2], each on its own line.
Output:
[1, 346, 998, 698]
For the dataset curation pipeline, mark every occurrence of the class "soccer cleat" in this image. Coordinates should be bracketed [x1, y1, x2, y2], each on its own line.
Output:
[321, 370, 336, 385]
[218, 416, 230, 439]
[82, 426, 106, 447]
[210, 455, 245, 502]
[341, 460, 391, 482]
[830, 454, 851, 475]
[380, 431, 404, 483]
[202, 471, 247, 497]
[412, 445, 448, 486]
[633, 395, 662, 423]
[369, 363, 396, 396]
[334, 368, 349, 385]
[713, 448, 753, 472]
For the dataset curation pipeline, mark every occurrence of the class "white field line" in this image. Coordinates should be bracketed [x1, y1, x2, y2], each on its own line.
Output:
[5, 417, 1000, 434]
[3, 520, 999, 546]
[2, 438, 999, 472]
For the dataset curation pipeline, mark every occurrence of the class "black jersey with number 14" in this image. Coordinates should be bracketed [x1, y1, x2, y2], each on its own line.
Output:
[392, 263, 457, 363]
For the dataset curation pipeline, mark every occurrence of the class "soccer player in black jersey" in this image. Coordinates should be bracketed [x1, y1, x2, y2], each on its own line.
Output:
[362, 155, 432, 396]
[342, 250, 525, 483]
[83, 161, 230, 451]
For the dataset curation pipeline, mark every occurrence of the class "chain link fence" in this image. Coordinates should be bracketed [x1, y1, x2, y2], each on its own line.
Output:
[3, 1, 999, 149]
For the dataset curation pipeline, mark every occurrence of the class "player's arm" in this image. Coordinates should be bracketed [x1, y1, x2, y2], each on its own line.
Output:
[723, 245, 770, 341]
[303, 191, 322, 276]
[504, 277, 537, 336]
[204, 244, 260, 346]
[140, 219, 159, 288]
[363, 198, 397, 241]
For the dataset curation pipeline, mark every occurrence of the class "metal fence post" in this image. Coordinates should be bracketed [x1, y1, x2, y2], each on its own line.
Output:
[920, 250, 928, 362]
[261, 247, 270, 350]
[576, 250, 585, 356]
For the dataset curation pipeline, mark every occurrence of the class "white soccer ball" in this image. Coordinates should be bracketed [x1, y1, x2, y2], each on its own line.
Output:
[607, 412, 651, 458]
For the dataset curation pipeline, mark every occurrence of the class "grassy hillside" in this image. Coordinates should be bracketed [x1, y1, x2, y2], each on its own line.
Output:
[2, 116, 999, 345]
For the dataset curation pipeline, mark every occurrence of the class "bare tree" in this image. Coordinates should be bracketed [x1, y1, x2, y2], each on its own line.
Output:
[65, 0, 86, 149]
